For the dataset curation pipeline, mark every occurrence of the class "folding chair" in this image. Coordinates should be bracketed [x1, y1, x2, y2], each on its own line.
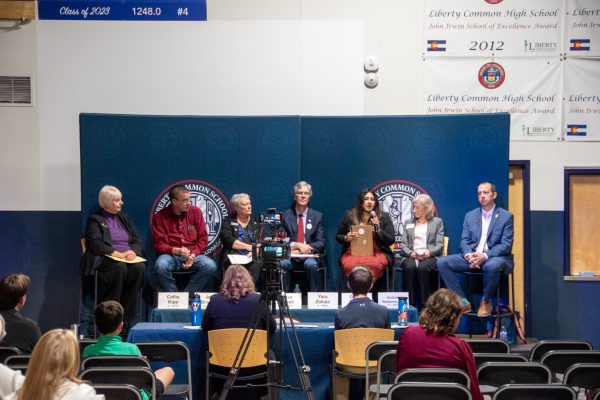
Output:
[491, 383, 577, 400]
[332, 328, 394, 400]
[136, 341, 193, 399]
[4, 354, 30, 367]
[4, 354, 31, 374]
[540, 350, 600, 382]
[395, 367, 470, 387]
[364, 341, 398, 400]
[80, 367, 156, 400]
[563, 363, 600, 391]
[368, 349, 397, 400]
[0, 347, 22, 363]
[206, 328, 268, 400]
[387, 382, 472, 400]
[529, 340, 593, 362]
[465, 338, 510, 354]
[477, 361, 551, 394]
[92, 384, 143, 400]
[81, 355, 150, 370]
[474, 352, 527, 368]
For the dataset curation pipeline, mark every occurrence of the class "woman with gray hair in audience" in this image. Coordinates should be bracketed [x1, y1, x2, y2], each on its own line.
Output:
[0, 315, 25, 398]
[219, 193, 263, 286]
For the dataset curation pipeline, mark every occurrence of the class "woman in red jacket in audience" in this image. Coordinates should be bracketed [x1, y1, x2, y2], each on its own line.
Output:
[395, 289, 483, 400]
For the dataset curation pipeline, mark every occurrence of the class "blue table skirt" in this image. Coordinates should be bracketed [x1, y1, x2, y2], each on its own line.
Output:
[128, 322, 411, 400]
[151, 305, 419, 324]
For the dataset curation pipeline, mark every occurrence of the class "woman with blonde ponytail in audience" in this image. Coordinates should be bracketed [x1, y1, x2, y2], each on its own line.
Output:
[6, 329, 102, 400]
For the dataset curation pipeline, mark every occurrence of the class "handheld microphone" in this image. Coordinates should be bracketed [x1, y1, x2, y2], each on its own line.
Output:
[370, 210, 380, 232]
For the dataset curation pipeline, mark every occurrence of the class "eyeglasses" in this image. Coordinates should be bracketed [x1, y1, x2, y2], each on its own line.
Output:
[295, 191, 310, 196]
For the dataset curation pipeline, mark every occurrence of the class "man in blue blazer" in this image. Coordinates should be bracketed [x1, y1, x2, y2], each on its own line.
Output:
[280, 181, 326, 292]
[438, 182, 514, 317]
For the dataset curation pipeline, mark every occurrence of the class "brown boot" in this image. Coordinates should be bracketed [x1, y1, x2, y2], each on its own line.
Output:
[477, 300, 492, 317]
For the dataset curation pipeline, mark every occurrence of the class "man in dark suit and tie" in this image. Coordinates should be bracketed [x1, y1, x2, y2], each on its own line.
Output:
[280, 181, 326, 292]
[437, 182, 514, 317]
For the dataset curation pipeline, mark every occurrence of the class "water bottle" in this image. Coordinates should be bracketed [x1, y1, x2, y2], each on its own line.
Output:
[499, 325, 508, 342]
[293, 284, 301, 294]
[191, 293, 202, 326]
[398, 297, 408, 327]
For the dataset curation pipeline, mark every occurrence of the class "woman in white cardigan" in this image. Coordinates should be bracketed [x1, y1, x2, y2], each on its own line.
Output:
[6, 329, 103, 400]
[0, 314, 25, 398]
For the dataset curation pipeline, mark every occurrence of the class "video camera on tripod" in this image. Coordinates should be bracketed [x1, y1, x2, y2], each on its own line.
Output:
[252, 208, 291, 263]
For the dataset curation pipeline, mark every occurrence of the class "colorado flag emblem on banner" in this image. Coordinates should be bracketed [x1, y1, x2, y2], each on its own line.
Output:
[427, 40, 446, 51]
[567, 124, 587, 136]
[570, 39, 590, 51]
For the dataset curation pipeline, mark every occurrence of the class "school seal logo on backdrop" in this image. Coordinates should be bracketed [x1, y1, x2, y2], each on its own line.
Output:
[151, 180, 230, 255]
[372, 180, 431, 240]
[478, 62, 506, 89]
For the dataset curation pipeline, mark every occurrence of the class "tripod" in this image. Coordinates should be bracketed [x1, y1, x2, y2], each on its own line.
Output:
[218, 261, 315, 400]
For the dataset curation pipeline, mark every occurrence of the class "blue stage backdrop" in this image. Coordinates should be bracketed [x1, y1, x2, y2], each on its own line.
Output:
[80, 113, 510, 292]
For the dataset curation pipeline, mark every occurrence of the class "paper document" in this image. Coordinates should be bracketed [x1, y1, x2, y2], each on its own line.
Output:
[105, 254, 147, 264]
[290, 254, 319, 258]
[227, 254, 253, 265]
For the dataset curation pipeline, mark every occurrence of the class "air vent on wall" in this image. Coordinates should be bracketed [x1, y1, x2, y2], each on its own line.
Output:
[0, 75, 32, 105]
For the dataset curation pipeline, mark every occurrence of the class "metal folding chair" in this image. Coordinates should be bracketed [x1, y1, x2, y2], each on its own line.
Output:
[364, 341, 398, 400]
[80, 366, 156, 400]
[529, 340, 593, 362]
[136, 341, 193, 399]
[81, 355, 150, 370]
[491, 383, 577, 400]
[92, 384, 143, 400]
[387, 382, 472, 400]
[465, 338, 510, 354]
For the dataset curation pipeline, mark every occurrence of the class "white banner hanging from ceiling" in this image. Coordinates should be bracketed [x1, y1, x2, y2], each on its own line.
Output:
[565, 0, 600, 57]
[423, 57, 562, 141]
[563, 58, 600, 141]
[424, 0, 564, 57]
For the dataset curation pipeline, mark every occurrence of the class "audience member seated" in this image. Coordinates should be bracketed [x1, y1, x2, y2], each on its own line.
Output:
[6, 329, 102, 400]
[398, 194, 445, 310]
[336, 188, 395, 286]
[395, 288, 483, 400]
[0, 274, 41, 353]
[219, 193, 263, 287]
[334, 266, 390, 400]
[0, 315, 25, 398]
[81, 185, 145, 327]
[335, 266, 390, 330]
[437, 182, 514, 317]
[83, 301, 174, 400]
[202, 265, 275, 400]
[152, 184, 218, 294]
[280, 181, 326, 292]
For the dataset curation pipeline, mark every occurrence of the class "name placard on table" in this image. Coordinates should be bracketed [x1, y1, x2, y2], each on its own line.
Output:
[157, 292, 216, 309]
[340, 292, 373, 308]
[377, 292, 410, 309]
[307, 292, 339, 309]
[157, 292, 189, 309]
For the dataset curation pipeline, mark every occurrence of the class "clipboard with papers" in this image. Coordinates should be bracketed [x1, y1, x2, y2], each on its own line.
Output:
[105, 254, 147, 264]
[350, 224, 373, 256]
